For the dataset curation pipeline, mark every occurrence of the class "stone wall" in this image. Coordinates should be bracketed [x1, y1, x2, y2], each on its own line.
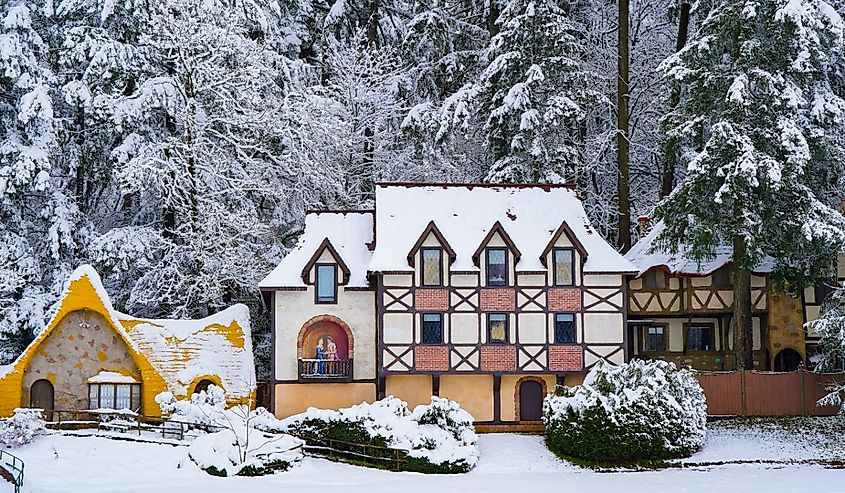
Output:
[22, 309, 141, 411]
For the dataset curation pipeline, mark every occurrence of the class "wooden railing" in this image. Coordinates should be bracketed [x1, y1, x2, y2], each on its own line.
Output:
[298, 359, 352, 382]
[294, 435, 407, 471]
[48, 409, 227, 440]
[0, 449, 24, 493]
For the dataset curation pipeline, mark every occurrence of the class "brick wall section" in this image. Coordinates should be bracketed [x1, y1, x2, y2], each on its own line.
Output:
[415, 289, 449, 311]
[480, 289, 516, 311]
[548, 345, 583, 371]
[480, 345, 517, 371]
[548, 288, 581, 311]
[415, 345, 449, 371]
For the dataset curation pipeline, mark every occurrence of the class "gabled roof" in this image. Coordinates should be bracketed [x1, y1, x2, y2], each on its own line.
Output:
[300, 238, 352, 285]
[369, 184, 636, 274]
[260, 211, 374, 288]
[625, 221, 775, 277]
[471, 221, 522, 266]
[540, 221, 588, 266]
[407, 221, 457, 267]
[1, 266, 256, 400]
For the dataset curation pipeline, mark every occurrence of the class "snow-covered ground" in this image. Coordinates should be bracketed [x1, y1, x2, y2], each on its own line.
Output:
[3, 418, 845, 493]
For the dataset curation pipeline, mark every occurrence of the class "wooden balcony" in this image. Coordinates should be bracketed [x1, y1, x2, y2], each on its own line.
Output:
[298, 358, 353, 383]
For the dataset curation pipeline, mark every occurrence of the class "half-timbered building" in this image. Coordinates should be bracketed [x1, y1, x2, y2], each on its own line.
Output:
[260, 183, 637, 427]
[625, 218, 845, 371]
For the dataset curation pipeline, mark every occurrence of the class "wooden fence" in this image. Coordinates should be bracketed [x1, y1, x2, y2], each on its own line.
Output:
[696, 370, 845, 416]
[47, 409, 226, 440]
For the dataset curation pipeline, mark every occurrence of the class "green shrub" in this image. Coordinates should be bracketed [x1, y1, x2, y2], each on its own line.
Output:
[544, 360, 707, 463]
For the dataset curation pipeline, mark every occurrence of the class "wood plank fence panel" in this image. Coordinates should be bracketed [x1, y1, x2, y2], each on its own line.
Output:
[696, 372, 742, 416]
[803, 372, 843, 417]
[744, 371, 803, 416]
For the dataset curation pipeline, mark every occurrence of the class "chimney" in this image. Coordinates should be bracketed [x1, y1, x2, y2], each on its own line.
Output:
[637, 215, 652, 239]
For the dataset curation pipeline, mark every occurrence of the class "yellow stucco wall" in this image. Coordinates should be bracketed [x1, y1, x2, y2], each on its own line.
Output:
[273, 383, 376, 418]
[500, 374, 556, 422]
[385, 375, 433, 409]
[439, 375, 494, 422]
[564, 373, 587, 387]
[767, 291, 807, 367]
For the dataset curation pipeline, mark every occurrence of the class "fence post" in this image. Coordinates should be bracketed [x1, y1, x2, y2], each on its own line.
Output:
[739, 370, 747, 417]
[800, 369, 807, 416]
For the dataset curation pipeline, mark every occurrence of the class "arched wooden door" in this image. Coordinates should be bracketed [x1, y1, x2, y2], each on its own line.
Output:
[519, 380, 544, 421]
[30, 379, 54, 419]
[774, 348, 802, 372]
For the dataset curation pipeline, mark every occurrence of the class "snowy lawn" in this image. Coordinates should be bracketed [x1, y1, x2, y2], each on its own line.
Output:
[4, 418, 845, 493]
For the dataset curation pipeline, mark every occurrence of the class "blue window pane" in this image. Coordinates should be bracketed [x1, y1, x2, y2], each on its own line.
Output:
[487, 249, 507, 286]
[555, 313, 575, 343]
[422, 314, 443, 344]
[317, 265, 336, 302]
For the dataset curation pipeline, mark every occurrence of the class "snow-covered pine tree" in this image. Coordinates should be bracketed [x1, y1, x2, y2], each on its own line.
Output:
[655, 0, 845, 369]
[96, 0, 293, 320]
[808, 285, 845, 406]
[0, 1, 84, 362]
[438, 0, 599, 183]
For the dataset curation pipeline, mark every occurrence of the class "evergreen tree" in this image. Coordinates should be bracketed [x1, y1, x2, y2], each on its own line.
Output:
[655, 0, 845, 369]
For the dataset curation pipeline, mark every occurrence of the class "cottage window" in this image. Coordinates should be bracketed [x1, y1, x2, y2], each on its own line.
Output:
[712, 268, 732, 287]
[643, 270, 667, 289]
[421, 248, 443, 286]
[553, 248, 574, 286]
[814, 283, 834, 304]
[488, 313, 508, 343]
[685, 324, 713, 351]
[486, 248, 508, 286]
[422, 313, 443, 344]
[88, 384, 141, 411]
[554, 313, 576, 344]
[316, 264, 337, 303]
[642, 325, 666, 352]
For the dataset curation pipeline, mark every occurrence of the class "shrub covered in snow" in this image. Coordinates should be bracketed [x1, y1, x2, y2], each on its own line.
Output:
[544, 360, 706, 462]
[0, 408, 45, 448]
[156, 385, 227, 427]
[269, 396, 479, 473]
[188, 427, 303, 477]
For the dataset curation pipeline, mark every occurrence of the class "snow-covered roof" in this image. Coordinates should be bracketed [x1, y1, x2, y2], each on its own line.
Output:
[88, 371, 140, 384]
[12, 265, 256, 400]
[368, 184, 636, 274]
[259, 211, 375, 288]
[625, 221, 775, 277]
[119, 303, 255, 399]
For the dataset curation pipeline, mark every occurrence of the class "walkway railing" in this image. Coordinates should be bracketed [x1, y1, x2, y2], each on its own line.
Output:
[298, 359, 352, 381]
[47, 409, 226, 441]
[0, 449, 24, 493]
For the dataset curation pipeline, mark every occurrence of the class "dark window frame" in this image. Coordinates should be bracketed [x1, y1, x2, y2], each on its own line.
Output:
[420, 247, 444, 287]
[684, 322, 715, 352]
[711, 268, 733, 288]
[487, 313, 509, 344]
[554, 313, 577, 344]
[814, 282, 834, 305]
[486, 247, 509, 286]
[643, 270, 668, 290]
[552, 248, 576, 287]
[315, 263, 338, 304]
[421, 313, 444, 345]
[637, 323, 668, 352]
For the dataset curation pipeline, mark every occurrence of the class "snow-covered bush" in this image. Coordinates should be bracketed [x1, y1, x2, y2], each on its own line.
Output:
[188, 427, 303, 477]
[157, 387, 304, 476]
[272, 396, 478, 473]
[0, 408, 45, 448]
[544, 360, 706, 462]
[808, 286, 845, 410]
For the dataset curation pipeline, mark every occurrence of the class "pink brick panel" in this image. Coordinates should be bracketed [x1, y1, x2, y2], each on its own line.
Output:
[548, 288, 581, 311]
[480, 289, 516, 311]
[549, 345, 584, 371]
[415, 345, 449, 371]
[415, 289, 449, 311]
[480, 345, 517, 372]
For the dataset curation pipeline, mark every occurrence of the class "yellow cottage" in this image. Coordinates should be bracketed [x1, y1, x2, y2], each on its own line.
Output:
[0, 266, 256, 418]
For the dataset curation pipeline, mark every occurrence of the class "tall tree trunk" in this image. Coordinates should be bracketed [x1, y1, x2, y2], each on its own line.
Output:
[732, 236, 754, 370]
[660, 2, 691, 198]
[487, 0, 500, 37]
[617, 0, 631, 251]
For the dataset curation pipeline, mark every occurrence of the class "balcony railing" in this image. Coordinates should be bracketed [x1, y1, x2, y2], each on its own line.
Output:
[298, 358, 352, 382]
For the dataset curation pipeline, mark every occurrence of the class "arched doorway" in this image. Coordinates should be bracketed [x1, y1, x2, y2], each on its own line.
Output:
[297, 315, 353, 379]
[30, 379, 54, 419]
[518, 380, 544, 421]
[774, 348, 802, 372]
[193, 379, 216, 395]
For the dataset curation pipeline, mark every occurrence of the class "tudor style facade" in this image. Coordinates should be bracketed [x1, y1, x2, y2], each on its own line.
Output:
[625, 218, 845, 371]
[261, 183, 637, 426]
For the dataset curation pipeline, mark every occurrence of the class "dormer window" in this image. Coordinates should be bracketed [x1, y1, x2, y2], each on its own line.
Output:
[486, 248, 508, 286]
[315, 264, 337, 303]
[553, 248, 574, 286]
[421, 248, 443, 287]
